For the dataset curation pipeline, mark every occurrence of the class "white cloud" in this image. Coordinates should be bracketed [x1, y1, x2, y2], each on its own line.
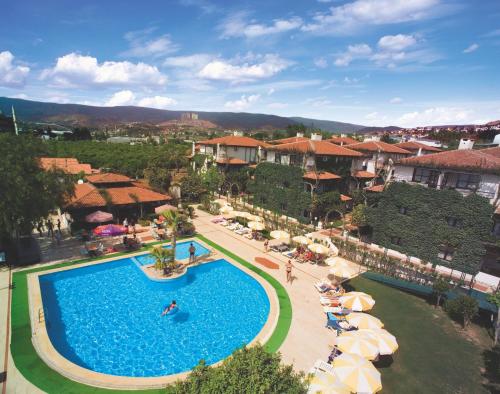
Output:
[314, 57, 328, 68]
[463, 43, 479, 53]
[224, 94, 260, 111]
[378, 34, 417, 51]
[105, 90, 177, 108]
[398, 106, 473, 127]
[219, 12, 302, 39]
[105, 90, 136, 106]
[390, 97, 403, 104]
[267, 88, 275, 95]
[40, 53, 167, 88]
[137, 96, 177, 109]
[0, 51, 30, 87]
[198, 54, 289, 82]
[302, 0, 439, 34]
[122, 28, 179, 58]
[334, 43, 372, 66]
[163, 54, 214, 69]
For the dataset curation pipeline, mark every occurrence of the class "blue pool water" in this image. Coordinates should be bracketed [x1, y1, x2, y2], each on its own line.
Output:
[39, 257, 270, 377]
[134, 240, 210, 266]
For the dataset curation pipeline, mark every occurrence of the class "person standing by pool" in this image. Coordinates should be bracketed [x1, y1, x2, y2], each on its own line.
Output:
[162, 300, 177, 316]
[285, 259, 293, 283]
[46, 219, 54, 238]
[189, 242, 196, 263]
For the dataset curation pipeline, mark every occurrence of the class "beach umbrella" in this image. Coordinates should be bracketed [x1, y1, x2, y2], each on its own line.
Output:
[336, 331, 380, 360]
[292, 235, 312, 245]
[340, 292, 375, 312]
[155, 204, 177, 214]
[219, 205, 234, 214]
[328, 260, 356, 279]
[345, 313, 384, 330]
[247, 214, 263, 222]
[236, 211, 252, 219]
[93, 224, 127, 237]
[270, 230, 290, 241]
[247, 221, 265, 231]
[358, 329, 398, 355]
[214, 198, 229, 206]
[332, 353, 382, 394]
[308, 243, 330, 255]
[85, 210, 113, 223]
[223, 212, 236, 219]
[307, 369, 350, 394]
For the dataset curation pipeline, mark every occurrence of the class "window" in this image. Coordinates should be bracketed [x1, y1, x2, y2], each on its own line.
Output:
[446, 217, 463, 228]
[391, 236, 402, 246]
[399, 207, 408, 215]
[322, 156, 328, 162]
[455, 173, 480, 190]
[283, 181, 290, 188]
[233, 146, 239, 151]
[412, 168, 440, 186]
[260, 196, 267, 204]
[438, 245, 454, 262]
[303, 209, 310, 218]
[280, 202, 288, 212]
[274, 153, 281, 163]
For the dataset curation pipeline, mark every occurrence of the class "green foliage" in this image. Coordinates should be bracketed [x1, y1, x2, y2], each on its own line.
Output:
[180, 172, 207, 203]
[150, 246, 175, 274]
[202, 167, 224, 194]
[168, 345, 307, 394]
[0, 135, 75, 240]
[445, 295, 479, 328]
[432, 276, 451, 307]
[45, 140, 188, 177]
[366, 182, 494, 274]
[223, 168, 250, 194]
[487, 292, 500, 345]
[248, 163, 311, 223]
[351, 204, 368, 226]
[311, 191, 341, 221]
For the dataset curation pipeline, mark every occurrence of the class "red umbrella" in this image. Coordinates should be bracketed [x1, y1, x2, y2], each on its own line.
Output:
[85, 210, 113, 223]
[154, 204, 177, 214]
[93, 224, 127, 237]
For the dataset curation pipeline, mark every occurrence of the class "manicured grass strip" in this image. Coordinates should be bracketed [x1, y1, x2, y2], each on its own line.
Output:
[196, 234, 292, 353]
[10, 235, 290, 393]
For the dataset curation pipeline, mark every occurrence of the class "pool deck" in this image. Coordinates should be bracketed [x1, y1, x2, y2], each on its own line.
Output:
[0, 208, 362, 392]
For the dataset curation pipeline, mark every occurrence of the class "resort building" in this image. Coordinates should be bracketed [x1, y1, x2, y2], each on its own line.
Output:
[393, 141, 443, 156]
[270, 132, 309, 145]
[39, 157, 97, 175]
[327, 135, 358, 146]
[65, 172, 172, 221]
[195, 131, 270, 170]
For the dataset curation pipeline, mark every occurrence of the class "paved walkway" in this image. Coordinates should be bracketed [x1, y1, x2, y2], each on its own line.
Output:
[0, 209, 362, 393]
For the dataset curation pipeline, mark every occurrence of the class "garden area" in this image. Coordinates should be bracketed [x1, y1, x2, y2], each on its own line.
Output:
[348, 275, 499, 394]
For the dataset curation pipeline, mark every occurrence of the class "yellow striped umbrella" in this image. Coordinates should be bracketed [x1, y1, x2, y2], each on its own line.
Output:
[247, 221, 265, 231]
[248, 214, 263, 222]
[340, 292, 375, 312]
[307, 369, 350, 394]
[270, 230, 290, 241]
[292, 235, 312, 245]
[328, 260, 355, 279]
[308, 243, 330, 255]
[335, 331, 380, 360]
[332, 353, 382, 394]
[358, 329, 399, 355]
[345, 313, 384, 330]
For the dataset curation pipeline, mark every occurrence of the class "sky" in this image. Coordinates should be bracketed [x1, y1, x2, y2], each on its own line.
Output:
[0, 0, 499, 127]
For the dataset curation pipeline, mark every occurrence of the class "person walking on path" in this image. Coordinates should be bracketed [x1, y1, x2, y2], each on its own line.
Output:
[46, 219, 54, 238]
[54, 230, 62, 246]
[264, 240, 269, 253]
[36, 222, 43, 238]
[57, 218, 61, 232]
[285, 259, 293, 283]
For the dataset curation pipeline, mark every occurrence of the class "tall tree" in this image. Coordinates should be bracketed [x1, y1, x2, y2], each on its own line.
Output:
[0, 134, 74, 243]
[160, 210, 186, 264]
[487, 292, 500, 345]
[432, 276, 451, 307]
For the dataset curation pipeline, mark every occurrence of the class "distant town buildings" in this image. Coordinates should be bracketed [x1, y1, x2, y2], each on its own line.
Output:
[181, 112, 199, 121]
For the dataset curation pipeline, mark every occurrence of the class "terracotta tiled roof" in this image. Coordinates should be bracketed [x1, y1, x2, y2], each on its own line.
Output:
[86, 173, 132, 184]
[397, 147, 500, 174]
[328, 136, 358, 145]
[303, 171, 341, 180]
[271, 136, 309, 144]
[67, 183, 171, 208]
[353, 170, 377, 178]
[270, 140, 363, 157]
[365, 184, 385, 192]
[347, 141, 411, 154]
[341, 194, 352, 202]
[394, 141, 442, 152]
[215, 157, 248, 165]
[39, 157, 94, 175]
[198, 135, 271, 148]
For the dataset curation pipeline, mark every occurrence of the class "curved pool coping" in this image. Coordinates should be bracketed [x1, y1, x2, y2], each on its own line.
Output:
[26, 237, 281, 390]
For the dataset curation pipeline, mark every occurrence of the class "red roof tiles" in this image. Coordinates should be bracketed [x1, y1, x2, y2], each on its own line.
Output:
[347, 141, 411, 155]
[328, 136, 358, 145]
[341, 194, 352, 202]
[86, 173, 132, 184]
[215, 157, 248, 165]
[303, 171, 341, 180]
[394, 141, 442, 152]
[198, 135, 271, 148]
[353, 170, 377, 178]
[270, 140, 363, 157]
[397, 146, 500, 174]
[365, 184, 385, 192]
[39, 157, 94, 175]
[271, 136, 309, 144]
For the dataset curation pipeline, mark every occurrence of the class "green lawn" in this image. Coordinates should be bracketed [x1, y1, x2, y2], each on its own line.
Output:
[349, 276, 488, 394]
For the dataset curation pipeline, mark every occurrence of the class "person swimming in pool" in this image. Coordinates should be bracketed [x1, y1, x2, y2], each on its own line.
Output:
[162, 300, 177, 316]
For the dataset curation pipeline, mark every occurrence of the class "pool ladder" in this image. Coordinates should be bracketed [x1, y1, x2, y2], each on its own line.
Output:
[38, 307, 45, 323]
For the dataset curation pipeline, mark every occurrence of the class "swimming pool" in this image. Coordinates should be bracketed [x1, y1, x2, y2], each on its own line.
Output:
[134, 240, 210, 266]
[39, 256, 270, 377]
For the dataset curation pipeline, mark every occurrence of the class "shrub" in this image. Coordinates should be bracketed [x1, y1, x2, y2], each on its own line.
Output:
[445, 295, 479, 328]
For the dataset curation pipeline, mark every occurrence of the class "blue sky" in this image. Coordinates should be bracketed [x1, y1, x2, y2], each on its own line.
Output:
[0, 0, 499, 127]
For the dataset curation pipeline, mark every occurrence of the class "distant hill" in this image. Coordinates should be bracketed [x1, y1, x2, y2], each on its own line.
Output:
[288, 116, 364, 133]
[357, 126, 403, 133]
[0, 97, 369, 132]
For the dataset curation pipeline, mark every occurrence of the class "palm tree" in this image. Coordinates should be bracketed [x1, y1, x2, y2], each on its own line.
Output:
[160, 209, 185, 264]
[150, 246, 175, 275]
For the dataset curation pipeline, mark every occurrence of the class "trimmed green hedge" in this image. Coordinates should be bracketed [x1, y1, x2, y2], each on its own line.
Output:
[366, 182, 494, 274]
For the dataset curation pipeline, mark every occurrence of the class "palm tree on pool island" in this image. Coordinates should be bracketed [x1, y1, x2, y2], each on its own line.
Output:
[160, 209, 186, 265]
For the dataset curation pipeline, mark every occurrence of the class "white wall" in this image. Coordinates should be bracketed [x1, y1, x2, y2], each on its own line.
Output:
[266, 150, 275, 163]
[393, 165, 415, 182]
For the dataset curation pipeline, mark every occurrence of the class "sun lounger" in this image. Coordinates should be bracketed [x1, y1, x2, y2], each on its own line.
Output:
[235, 227, 250, 235]
[313, 359, 336, 375]
[282, 248, 296, 257]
